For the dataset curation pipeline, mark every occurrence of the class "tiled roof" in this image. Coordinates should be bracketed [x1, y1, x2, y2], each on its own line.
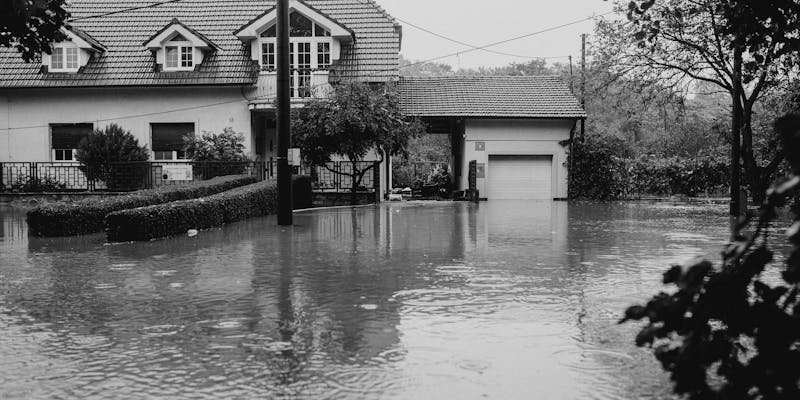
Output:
[0, 0, 400, 88]
[398, 76, 587, 119]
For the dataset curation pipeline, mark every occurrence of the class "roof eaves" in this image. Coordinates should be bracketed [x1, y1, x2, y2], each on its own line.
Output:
[143, 18, 221, 51]
[65, 25, 106, 52]
[232, 0, 356, 40]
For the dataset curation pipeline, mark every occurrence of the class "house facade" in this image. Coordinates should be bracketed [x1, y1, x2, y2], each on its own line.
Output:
[0, 0, 586, 200]
[0, 0, 399, 194]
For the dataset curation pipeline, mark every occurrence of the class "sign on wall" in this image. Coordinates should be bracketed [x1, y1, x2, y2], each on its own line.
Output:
[476, 163, 485, 178]
[162, 164, 193, 181]
[475, 142, 486, 151]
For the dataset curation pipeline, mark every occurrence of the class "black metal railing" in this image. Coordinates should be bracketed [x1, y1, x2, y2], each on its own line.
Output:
[0, 161, 267, 193]
[312, 161, 378, 192]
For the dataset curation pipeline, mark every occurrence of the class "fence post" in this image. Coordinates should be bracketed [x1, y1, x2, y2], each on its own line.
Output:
[0, 162, 3, 189]
[373, 161, 381, 203]
[468, 160, 478, 202]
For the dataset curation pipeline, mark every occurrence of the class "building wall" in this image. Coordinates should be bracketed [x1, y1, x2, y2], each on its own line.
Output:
[459, 118, 574, 199]
[0, 87, 252, 162]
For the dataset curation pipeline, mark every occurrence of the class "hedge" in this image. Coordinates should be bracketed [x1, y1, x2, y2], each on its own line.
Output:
[106, 180, 278, 242]
[26, 175, 258, 237]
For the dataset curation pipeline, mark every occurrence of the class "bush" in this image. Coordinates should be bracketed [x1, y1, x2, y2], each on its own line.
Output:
[76, 124, 151, 190]
[106, 180, 278, 242]
[292, 175, 313, 209]
[569, 135, 632, 200]
[9, 176, 67, 192]
[26, 175, 258, 237]
[183, 127, 249, 178]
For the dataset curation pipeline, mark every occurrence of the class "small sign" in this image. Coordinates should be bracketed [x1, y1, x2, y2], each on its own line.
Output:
[476, 163, 485, 178]
[288, 148, 301, 166]
[162, 164, 193, 181]
[475, 142, 486, 151]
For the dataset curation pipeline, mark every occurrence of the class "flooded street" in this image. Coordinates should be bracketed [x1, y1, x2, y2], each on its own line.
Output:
[0, 201, 732, 399]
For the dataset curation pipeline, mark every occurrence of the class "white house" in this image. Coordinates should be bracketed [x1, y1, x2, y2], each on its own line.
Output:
[0, 0, 585, 200]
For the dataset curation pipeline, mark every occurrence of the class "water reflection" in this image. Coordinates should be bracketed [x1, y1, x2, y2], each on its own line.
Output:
[0, 201, 729, 399]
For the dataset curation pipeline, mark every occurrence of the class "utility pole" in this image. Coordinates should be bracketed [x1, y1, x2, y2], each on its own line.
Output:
[568, 55, 574, 94]
[580, 33, 586, 141]
[276, 0, 293, 226]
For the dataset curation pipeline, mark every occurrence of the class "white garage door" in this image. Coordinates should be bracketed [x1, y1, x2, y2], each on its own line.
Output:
[487, 155, 552, 200]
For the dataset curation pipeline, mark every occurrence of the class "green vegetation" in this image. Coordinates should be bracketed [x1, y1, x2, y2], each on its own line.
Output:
[26, 175, 257, 237]
[622, 114, 800, 400]
[1, 0, 69, 62]
[183, 127, 250, 178]
[291, 81, 425, 204]
[76, 123, 151, 190]
[105, 180, 278, 242]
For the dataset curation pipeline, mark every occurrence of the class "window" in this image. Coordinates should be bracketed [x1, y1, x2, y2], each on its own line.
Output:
[164, 43, 193, 71]
[261, 42, 275, 70]
[51, 123, 92, 161]
[151, 123, 194, 160]
[317, 42, 330, 69]
[258, 11, 334, 97]
[50, 46, 80, 72]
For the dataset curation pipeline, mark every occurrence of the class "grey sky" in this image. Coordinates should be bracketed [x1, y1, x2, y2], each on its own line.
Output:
[378, 0, 616, 69]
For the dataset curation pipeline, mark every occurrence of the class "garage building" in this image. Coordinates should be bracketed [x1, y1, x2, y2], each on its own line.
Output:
[399, 75, 587, 200]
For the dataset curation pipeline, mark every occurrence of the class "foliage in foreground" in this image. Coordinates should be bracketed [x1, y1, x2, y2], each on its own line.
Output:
[621, 114, 800, 399]
[105, 180, 278, 242]
[26, 175, 257, 237]
[1, 0, 69, 62]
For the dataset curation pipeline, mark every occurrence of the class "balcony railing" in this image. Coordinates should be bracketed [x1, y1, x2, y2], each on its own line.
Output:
[252, 69, 332, 102]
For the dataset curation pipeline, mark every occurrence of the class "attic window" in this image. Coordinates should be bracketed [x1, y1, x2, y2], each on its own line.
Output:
[164, 44, 193, 71]
[51, 45, 80, 72]
[259, 12, 331, 38]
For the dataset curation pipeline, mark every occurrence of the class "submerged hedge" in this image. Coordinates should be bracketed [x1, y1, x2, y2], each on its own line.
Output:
[27, 175, 258, 237]
[106, 180, 278, 242]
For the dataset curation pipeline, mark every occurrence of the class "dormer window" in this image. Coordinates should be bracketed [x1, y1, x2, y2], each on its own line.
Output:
[43, 27, 106, 73]
[143, 19, 219, 72]
[51, 45, 80, 72]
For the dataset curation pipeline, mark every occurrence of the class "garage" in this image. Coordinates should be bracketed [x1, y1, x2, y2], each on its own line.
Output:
[487, 155, 552, 200]
[398, 76, 586, 200]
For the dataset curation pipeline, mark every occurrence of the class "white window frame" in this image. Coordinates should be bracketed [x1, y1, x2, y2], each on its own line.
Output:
[153, 150, 189, 161]
[150, 122, 194, 162]
[163, 41, 194, 71]
[52, 149, 77, 162]
[50, 45, 80, 72]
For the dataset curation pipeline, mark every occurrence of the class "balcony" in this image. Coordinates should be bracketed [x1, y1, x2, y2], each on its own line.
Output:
[250, 69, 332, 107]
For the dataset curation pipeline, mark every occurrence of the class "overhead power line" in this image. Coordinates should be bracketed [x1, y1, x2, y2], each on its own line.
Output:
[4, 8, 613, 130]
[67, 0, 188, 22]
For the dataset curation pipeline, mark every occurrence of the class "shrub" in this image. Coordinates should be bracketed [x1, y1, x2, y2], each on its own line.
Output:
[10, 176, 67, 192]
[293, 175, 313, 209]
[569, 135, 632, 200]
[76, 124, 151, 190]
[26, 175, 258, 237]
[183, 127, 249, 178]
[106, 180, 278, 242]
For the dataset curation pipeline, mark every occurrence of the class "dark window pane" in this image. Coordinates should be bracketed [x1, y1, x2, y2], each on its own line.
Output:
[261, 25, 276, 37]
[314, 23, 330, 37]
[290, 12, 313, 37]
[51, 123, 92, 149]
[151, 123, 194, 152]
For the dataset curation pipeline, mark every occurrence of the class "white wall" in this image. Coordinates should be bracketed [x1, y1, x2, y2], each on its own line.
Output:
[459, 118, 574, 199]
[0, 87, 252, 162]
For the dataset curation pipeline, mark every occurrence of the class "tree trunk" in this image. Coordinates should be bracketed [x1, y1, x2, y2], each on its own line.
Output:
[350, 160, 358, 205]
[730, 46, 744, 227]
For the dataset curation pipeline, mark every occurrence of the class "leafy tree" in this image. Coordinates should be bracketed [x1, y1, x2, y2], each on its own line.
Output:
[1, 0, 69, 62]
[76, 124, 150, 190]
[183, 127, 250, 178]
[621, 114, 800, 399]
[601, 0, 800, 202]
[291, 82, 425, 204]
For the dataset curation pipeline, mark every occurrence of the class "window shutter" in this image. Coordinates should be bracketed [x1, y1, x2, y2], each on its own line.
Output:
[51, 124, 92, 149]
[151, 123, 194, 151]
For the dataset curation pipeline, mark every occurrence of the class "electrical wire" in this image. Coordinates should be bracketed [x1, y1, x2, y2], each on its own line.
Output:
[67, 0, 188, 22]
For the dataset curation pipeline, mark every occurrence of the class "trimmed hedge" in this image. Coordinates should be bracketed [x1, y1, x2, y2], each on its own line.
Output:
[106, 180, 278, 242]
[26, 175, 258, 237]
[293, 175, 313, 209]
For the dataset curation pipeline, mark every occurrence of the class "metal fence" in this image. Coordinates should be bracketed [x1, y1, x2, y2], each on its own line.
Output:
[311, 161, 379, 192]
[0, 161, 267, 192]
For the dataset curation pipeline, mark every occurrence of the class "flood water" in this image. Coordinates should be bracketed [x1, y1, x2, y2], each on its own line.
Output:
[0, 201, 734, 399]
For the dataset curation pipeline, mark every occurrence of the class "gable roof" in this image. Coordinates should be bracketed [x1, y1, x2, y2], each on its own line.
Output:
[234, 0, 355, 41]
[143, 18, 221, 51]
[398, 76, 587, 119]
[0, 0, 401, 89]
[65, 26, 106, 52]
